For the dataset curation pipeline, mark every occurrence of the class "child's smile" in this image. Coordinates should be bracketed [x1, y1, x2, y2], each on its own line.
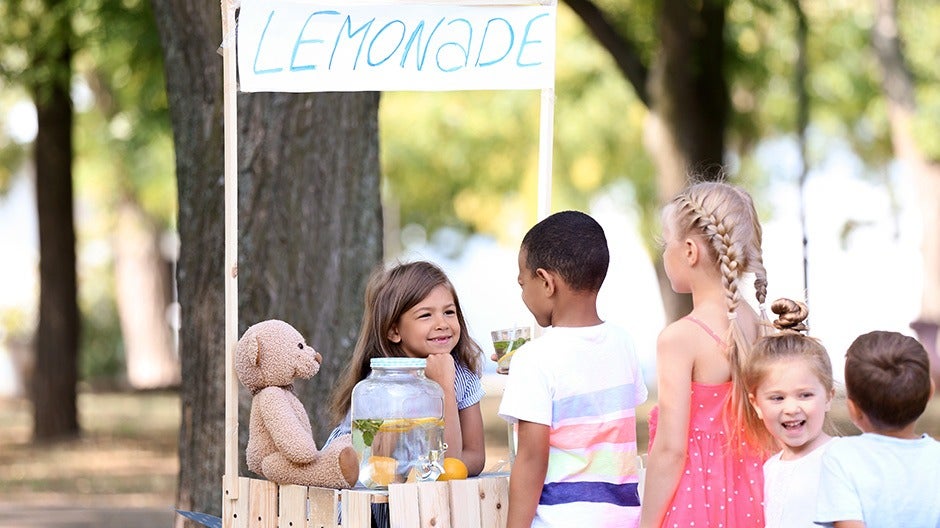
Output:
[782, 419, 806, 431]
[749, 357, 834, 459]
[387, 284, 460, 359]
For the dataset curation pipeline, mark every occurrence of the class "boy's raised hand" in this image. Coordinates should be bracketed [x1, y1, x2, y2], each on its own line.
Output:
[424, 353, 457, 394]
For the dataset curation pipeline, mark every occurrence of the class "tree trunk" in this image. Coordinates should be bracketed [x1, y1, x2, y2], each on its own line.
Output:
[114, 198, 180, 389]
[237, 92, 384, 445]
[644, 0, 729, 322]
[564, 1, 730, 323]
[872, 0, 940, 386]
[30, 4, 80, 442]
[151, 0, 383, 521]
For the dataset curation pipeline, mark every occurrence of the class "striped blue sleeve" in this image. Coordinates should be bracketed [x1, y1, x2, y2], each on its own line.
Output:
[454, 361, 484, 410]
[323, 410, 351, 447]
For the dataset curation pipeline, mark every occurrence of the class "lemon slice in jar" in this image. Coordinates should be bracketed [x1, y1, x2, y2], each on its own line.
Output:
[378, 417, 445, 432]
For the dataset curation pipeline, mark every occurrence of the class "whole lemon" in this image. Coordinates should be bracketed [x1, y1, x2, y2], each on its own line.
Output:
[438, 457, 468, 481]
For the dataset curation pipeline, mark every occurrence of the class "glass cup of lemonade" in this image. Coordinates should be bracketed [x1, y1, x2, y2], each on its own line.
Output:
[491, 327, 531, 375]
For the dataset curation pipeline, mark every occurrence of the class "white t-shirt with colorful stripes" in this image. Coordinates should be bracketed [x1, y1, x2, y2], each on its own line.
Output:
[498, 322, 648, 528]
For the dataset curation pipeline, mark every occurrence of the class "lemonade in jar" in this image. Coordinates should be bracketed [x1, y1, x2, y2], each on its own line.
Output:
[351, 358, 445, 488]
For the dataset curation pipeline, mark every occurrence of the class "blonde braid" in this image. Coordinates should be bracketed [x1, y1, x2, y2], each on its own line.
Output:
[739, 186, 769, 318]
[677, 193, 743, 318]
[674, 182, 769, 456]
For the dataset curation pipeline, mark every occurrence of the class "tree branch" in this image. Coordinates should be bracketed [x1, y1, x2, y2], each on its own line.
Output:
[871, 0, 916, 113]
[787, 0, 810, 304]
[563, 0, 651, 107]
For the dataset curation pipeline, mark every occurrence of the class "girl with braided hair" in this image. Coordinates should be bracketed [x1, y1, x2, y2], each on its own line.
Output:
[640, 181, 771, 528]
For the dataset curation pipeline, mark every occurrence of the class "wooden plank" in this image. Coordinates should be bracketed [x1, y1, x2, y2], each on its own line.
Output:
[636, 454, 647, 501]
[278, 485, 308, 528]
[249, 478, 279, 528]
[447, 480, 481, 528]
[221, 0, 241, 497]
[388, 483, 420, 528]
[478, 477, 509, 528]
[416, 482, 451, 528]
[307, 487, 339, 528]
[341, 489, 374, 528]
[224, 477, 252, 528]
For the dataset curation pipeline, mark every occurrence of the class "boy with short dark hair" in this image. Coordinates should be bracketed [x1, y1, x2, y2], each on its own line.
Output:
[498, 210, 648, 528]
[815, 330, 940, 528]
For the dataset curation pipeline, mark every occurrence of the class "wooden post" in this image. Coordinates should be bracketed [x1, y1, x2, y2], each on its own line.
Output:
[220, 0, 241, 512]
[537, 86, 555, 221]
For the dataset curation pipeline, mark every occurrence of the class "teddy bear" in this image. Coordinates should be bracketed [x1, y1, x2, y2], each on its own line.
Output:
[235, 319, 359, 489]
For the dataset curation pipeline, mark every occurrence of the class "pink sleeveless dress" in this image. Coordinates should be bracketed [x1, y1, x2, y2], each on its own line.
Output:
[647, 316, 765, 528]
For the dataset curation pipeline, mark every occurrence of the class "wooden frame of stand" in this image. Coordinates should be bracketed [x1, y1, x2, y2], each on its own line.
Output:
[217, 1, 556, 526]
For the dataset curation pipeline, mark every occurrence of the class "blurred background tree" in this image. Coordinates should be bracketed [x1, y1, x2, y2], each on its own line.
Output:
[77, 0, 180, 390]
[870, 0, 940, 380]
[0, 0, 178, 442]
[2, 0, 80, 442]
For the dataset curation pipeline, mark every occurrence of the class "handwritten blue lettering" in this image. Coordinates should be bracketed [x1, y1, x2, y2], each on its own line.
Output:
[253, 11, 284, 75]
[476, 17, 513, 67]
[368, 20, 406, 66]
[435, 18, 472, 72]
[243, 5, 553, 86]
[400, 18, 445, 70]
[332, 16, 374, 70]
[516, 13, 548, 68]
[290, 10, 338, 71]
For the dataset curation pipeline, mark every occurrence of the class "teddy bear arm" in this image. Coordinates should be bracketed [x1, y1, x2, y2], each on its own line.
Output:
[256, 389, 320, 463]
[260, 434, 359, 489]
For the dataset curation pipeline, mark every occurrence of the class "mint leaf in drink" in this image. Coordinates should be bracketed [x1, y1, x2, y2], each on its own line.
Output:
[352, 419, 384, 447]
[493, 340, 511, 356]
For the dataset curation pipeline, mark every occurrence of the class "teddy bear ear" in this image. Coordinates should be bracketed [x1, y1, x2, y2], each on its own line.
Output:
[247, 335, 262, 367]
[236, 331, 262, 373]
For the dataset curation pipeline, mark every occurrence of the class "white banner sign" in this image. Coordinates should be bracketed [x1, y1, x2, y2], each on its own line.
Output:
[236, 1, 556, 93]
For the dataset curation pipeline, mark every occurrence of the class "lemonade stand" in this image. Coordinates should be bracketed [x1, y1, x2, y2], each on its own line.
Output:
[218, 1, 557, 526]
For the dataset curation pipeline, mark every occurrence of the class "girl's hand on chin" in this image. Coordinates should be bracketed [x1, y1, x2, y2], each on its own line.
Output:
[425, 353, 456, 392]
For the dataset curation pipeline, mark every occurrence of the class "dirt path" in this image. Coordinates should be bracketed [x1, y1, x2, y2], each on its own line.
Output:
[0, 505, 176, 528]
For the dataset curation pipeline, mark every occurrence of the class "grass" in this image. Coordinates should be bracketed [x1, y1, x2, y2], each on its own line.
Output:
[0, 392, 179, 508]
[1, 388, 938, 508]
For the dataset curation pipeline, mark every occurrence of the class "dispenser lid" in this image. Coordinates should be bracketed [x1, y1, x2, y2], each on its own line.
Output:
[370, 357, 426, 369]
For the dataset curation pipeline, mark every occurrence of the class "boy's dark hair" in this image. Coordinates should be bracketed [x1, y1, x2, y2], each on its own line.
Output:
[521, 210, 609, 292]
[845, 330, 932, 431]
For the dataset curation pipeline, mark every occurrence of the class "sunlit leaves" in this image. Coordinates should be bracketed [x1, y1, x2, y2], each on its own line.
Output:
[380, 5, 653, 246]
[900, 0, 940, 161]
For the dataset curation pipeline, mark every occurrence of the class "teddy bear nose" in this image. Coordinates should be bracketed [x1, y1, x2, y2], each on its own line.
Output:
[313, 351, 323, 364]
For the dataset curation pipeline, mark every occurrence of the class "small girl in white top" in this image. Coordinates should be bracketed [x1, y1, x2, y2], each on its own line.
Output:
[743, 298, 838, 528]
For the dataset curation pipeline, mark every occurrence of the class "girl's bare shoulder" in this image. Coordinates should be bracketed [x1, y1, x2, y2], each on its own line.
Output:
[657, 318, 707, 356]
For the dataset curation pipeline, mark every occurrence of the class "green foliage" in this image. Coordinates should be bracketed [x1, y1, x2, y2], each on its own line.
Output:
[725, 0, 791, 147]
[79, 295, 125, 383]
[901, 0, 940, 161]
[0, 0, 71, 189]
[0, 0, 175, 385]
[73, 0, 176, 228]
[0, 0, 75, 107]
[0, 0, 175, 225]
[381, 6, 653, 244]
